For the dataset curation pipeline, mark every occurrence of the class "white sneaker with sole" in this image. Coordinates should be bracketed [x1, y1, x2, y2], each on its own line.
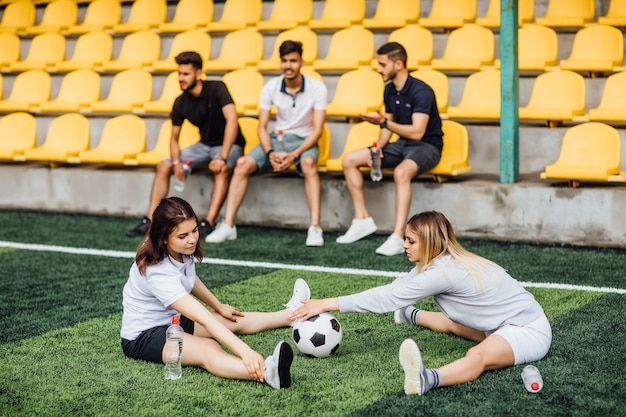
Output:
[264, 341, 294, 389]
[336, 217, 377, 244]
[305, 226, 324, 247]
[399, 339, 429, 395]
[376, 234, 405, 256]
[204, 222, 237, 243]
[284, 278, 311, 311]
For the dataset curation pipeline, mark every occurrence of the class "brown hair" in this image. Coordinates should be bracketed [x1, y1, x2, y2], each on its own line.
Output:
[175, 51, 203, 70]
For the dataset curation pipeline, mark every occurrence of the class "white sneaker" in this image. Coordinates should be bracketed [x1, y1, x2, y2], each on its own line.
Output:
[264, 341, 294, 389]
[399, 339, 428, 395]
[284, 278, 311, 311]
[204, 222, 237, 243]
[305, 226, 324, 247]
[376, 234, 405, 256]
[336, 217, 377, 244]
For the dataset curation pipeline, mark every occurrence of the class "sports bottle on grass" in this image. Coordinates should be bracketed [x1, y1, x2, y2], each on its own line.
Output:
[164, 315, 183, 380]
[370, 142, 382, 182]
[173, 160, 191, 192]
[521, 365, 543, 393]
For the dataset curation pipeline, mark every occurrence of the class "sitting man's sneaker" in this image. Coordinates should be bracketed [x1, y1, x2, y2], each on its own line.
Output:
[399, 339, 436, 396]
[205, 222, 237, 243]
[394, 305, 420, 325]
[198, 220, 213, 239]
[305, 226, 324, 247]
[284, 278, 311, 311]
[264, 341, 294, 389]
[336, 217, 377, 244]
[376, 234, 405, 256]
[126, 216, 150, 237]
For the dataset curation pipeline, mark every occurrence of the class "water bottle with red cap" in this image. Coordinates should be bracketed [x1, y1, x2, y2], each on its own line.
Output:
[522, 365, 543, 393]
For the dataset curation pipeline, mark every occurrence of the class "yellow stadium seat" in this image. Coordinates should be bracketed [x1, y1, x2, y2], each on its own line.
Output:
[431, 24, 494, 71]
[0, 74, 2, 98]
[0, 0, 35, 33]
[258, 26, 317, 70]
[301, 67, 322, 80]
[559, 25, 624, 75]
[424, 119, 473, 179]
[222, 68, 264, 116]
[38, 69, 100, 113]
[285, 124, 330, 172]
[496, 24, 559, 72]
[380, 25, 433, 71]
[598, 0, 626, 26]
[101, 30, 160, 72]
[419, 0, 477, 30]
[535, 0, 595, 28]
[152, 30, 211, 72]
[326, 69, 384, 118]
[204, 29, 263, 72]
[71, 114, 146, 164]
[55, 31, 112, 72]
[90, 69, 151, 113]
[206, 0, 262, 32]
[0, 69, 50, 112]
[111, 0, 166, 33]
[20, 113, 89, 163]
[410, 69, 449, 115]
[257, 0, 312, 31]
[238, 116, 260, 154]
[308, 0, 365, 30]
[9, 32, 65, 72]
[519, 70, 587, 126]
[313, 26, 374, 71]
[143, 71, 180, 113]
[363, 0, 420, 29]
[21, 0, 77, 35]
[475, 0, 535, 27]
[325, 121, 378, 172]
[0, 112, 36, 160]
[540, 122, 623, 186]
[158, 0, 213, 33]
[447, 69, 500, 120]
[65, 0, 121, 35]
[588, 71, 626, 122]
[130, 120, 199, 166]
[0, 32, 20, 71]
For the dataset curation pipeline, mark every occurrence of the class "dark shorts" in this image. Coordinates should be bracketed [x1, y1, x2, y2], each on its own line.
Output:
[165, 142, 243, 171]
[121, 315, 195, 364]
[381, 139, 442, 176]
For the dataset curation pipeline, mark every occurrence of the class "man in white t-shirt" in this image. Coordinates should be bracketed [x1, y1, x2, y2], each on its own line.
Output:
[205, 41, 328, 247]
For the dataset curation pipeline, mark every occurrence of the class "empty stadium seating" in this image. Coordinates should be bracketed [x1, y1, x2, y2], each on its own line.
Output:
[21, 0, 77, 35]
[89, 69, 151, 113]
[588, 71, 626, 122]
[222, 68, 264, 116]
[0, 111, 36, 160]
[419, 0, 477, 30]
[101, 30, 160, 72]
[38, 69, 100, 113]
[431, 24, 495, 71]
[55, 31, 112, 72]
[535, 0, 595, 28]
[158, 0, 213, 33]
[495, 24, 559, 72]
[308, 0, 365, 30]
[151, 30, 211, 72]
[206, 0, 262, 32]
[0, 0, 35, 33]
[0, 69, 50, 112]
[142, 71, 180, 113]
[19, 113, 89, 163]
[475, 0, 535, 27]
[598, 0, 626, 27]
[111, 0, 166, 33]
[0, 32, 19, 71]
[383, 25, 433, 71]
[204, 29, 263, 72]
[65, 0, 121, 35]
[9, 31, 65, 72]
[559, 24, 624, 75]
[447, 69, 501, 120]
[313, 26, 374, 71]
[325, 69, 384, 118]
[362, 0, 420, 29]
[257, 0, 312, 31]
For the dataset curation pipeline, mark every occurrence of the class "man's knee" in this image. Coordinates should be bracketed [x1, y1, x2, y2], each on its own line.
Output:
[233, 156, 257, 177]
[155, 161, 173, 176]
[299, 156, 318, 174]
[343, 149, 367, 169]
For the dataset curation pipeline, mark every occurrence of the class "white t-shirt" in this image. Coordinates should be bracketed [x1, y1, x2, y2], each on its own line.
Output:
[259, 74, 328, 138]
[120, 255, 196, 340]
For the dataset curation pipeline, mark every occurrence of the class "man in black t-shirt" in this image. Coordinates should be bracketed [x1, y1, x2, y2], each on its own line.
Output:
[127, 51, 245, 238]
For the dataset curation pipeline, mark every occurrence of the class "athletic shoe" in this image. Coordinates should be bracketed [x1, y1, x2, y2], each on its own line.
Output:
[205, 222, 237, 243]
[126, 216, 150, 237]
[336, 217, 377, 244]
[376, 234, 405, 256]
[394, 305, 419, 325]
[284, 278, 311, 311]
[305, 226, 324, 247]
[399, 339, 429, 395]
[264, 341, 294, 389]
[198, 220, 213, 239]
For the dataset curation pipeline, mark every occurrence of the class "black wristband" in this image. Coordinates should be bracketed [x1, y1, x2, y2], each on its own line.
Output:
[266, 149, 274, 158]
[380, 118, 388, 129]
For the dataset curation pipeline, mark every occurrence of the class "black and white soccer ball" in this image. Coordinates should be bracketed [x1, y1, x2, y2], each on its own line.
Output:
[292, 312, 342, 358]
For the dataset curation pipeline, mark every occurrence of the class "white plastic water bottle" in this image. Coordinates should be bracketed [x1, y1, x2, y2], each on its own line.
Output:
[521, 365, 543, 393]
[370, 142, 383, 182]
[173, 160, 191, 192]
[276, 130, 287, 156]
[164, 315, 183, 380]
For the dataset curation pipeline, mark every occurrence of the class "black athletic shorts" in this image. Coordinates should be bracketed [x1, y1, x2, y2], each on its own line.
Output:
[381, 139, 442, 176]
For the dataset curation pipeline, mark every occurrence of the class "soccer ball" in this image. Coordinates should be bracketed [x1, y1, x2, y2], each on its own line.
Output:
[292, 312, 342, 358]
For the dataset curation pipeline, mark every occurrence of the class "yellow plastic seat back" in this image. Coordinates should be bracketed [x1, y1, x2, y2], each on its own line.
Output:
[447, 69, 500, 120]
[426, 120, 472, 177]
[431, 24, 494, 71]
[410, 69, 449, 115]
[0, 69, 50, 112]
[22, 113, 90, 162]
[112, 0, 166, 33]
[543, 122, 621, 181]
[0, 32, 20, 69]
[204, 29, 263, 71]
[476, 0, 534, 27]
[56, 31, 112, 72]
[313, 26, 374, 71]
[159, 0, 214, 32]
[22, 0, 78, 35]
[258, 26, 318, 70]
[326, 69, 384, 117]
[589, 71, 626, 122]
[536, 0, 595, 27]
[76, 115, 146, 164]
[39, 69, 100, 113]
[102, 30, 160, 71]
[257, 0, 312, 31]
[363, 0, 420, 29]
[309, 0, 365, 29]
[152, 30, 211, 72]
[66, 0, 121, 34]
[222, 68, 264, 116]
[384, 25, 433, 70]
[519, 70, 586, 123]
[512, 24, 558, 71]
[419, 0, 477, 29]
[206, 0, 262, 32]
[0, 0, 35, 33]
[90, 69, 152, 112]
[133, 120, 199, 165]
[10, 32, 65, 71]
[560, 24, 624, 73]
[238, 116, 260, 154]
[598, 0, 626, 26]
[0, 112, 36, 160]
[325, 121, 379, 172]
[144, 71, 181, 113]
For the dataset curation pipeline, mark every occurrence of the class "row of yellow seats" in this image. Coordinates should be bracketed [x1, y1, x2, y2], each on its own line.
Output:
[0, 112, 473, 182]
[1, 0, 625, 37]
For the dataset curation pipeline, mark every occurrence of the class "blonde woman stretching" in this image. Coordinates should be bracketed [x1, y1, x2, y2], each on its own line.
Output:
[291, 211, 551, 395]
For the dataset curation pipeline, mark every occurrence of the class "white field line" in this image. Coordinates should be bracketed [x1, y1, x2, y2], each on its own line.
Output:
[1, 240, 625, 295]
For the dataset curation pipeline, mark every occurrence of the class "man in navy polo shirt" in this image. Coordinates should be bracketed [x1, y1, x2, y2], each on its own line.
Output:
[336, 42, 443, 256]
[205, 41, 328, 247]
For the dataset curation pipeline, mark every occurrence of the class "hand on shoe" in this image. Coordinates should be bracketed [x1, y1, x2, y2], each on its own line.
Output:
[241, 349, 266, 382]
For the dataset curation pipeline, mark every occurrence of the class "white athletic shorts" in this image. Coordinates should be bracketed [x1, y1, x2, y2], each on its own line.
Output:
[486, 315, 552, 365]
